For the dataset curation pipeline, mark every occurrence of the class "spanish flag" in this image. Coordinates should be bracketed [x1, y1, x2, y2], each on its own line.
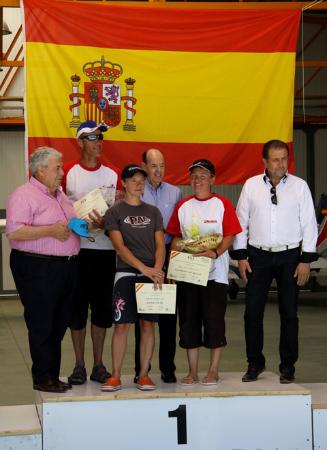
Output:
[23, 0, 300, 184]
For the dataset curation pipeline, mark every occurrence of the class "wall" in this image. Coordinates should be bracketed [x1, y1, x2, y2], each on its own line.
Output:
[0, 131, 26, 209]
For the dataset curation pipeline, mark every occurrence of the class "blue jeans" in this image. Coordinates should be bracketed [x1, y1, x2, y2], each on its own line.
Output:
[244, 246, 300, 374]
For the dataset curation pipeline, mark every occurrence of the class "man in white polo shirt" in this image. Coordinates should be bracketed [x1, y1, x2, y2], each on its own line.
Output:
[63, 120, 121, 385]
[232, 139, 318, 384]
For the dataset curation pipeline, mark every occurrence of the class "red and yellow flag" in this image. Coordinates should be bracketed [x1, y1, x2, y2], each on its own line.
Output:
[23, 0, 300, 184]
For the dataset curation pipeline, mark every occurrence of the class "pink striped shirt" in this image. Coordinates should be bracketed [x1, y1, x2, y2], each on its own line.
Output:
[6, 177, 80, 256]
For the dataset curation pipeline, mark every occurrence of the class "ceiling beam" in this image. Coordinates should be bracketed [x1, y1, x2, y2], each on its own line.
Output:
[0, 1, 19, 6]
[296, 60, 327, 68]
[1, 0, 327, 9]
[66, 1, 327, 9]
[0, 60, 23, 66]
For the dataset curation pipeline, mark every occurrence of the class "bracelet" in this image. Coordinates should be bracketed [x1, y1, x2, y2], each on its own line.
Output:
[213, 249, 219, 259]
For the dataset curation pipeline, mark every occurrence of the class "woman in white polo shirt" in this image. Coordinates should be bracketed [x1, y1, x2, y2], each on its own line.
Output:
[167, 159, 242, 385]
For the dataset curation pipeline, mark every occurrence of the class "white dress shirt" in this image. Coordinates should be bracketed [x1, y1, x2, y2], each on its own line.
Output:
[233, 173, 318, 253]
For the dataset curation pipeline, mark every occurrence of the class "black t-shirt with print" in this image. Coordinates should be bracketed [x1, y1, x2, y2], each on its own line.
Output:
[104, 201, 164, 271]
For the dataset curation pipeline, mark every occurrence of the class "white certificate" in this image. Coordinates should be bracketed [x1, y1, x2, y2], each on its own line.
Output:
[167, 250, 211, 286]
[135, 283, 176, 314]
[73, 188, 108, 219]
[98, 186, 116, 208]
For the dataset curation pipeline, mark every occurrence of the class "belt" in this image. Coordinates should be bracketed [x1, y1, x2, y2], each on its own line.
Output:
[12, 249, 78, 261]
[250, 243, 300, 253]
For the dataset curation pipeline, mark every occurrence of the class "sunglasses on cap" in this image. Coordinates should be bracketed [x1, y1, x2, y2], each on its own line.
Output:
[81, 134, 104, 141]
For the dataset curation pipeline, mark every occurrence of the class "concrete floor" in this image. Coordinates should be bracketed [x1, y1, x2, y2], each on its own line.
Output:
[0, 292, 326, 406]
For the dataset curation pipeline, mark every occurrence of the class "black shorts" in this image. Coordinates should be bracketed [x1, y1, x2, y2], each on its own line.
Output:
[177, 280, 227, 349]
[70, 249, 116, 330]
[112, 272, 158, 324]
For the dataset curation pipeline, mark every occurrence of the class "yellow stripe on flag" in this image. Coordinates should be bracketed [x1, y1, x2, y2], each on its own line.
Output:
[26, 43, 295, 143]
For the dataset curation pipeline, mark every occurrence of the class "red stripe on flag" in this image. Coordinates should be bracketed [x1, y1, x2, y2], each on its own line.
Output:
[28, 137, 294, 185]
[24, 0, 300, 53]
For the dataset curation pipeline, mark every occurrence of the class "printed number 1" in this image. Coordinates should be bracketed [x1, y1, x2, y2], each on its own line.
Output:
[168, 404, 187, 445]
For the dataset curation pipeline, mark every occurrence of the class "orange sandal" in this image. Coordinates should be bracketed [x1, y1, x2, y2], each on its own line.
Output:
[101, 376, 121, 392]
[137, 375, 157, 391]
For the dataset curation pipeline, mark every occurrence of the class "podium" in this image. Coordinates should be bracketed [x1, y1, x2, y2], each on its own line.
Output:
[0, 404, 41, 450]
[35, 372, 312, 450]
[303, 383, 327, 449]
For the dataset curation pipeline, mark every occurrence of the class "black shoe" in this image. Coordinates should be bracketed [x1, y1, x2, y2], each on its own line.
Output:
[55, 379, 72, 390]
[161, 373, 177, 383]
[133, 375, 138, 384]
[242, 365, 265, 382]
[90, 364, 111, 383]
[68, 366, 87, 385]
[280, 371, 295, 384]
[33, 380, 68, 393]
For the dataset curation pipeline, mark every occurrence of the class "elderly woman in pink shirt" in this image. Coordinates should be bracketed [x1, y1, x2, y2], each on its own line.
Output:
[6, 147, 80, 393]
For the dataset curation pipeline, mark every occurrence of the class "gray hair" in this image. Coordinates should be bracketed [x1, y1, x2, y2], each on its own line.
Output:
[29, 147, 62, 176]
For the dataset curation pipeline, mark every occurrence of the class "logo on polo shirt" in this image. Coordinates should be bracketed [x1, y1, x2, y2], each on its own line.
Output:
[204, 219, 218, 223]
[124, 216, 151, 226]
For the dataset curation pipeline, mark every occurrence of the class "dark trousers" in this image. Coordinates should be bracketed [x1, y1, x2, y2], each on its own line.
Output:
[177, 281, 227, 349]
[134, 314, 177, 376]
[10, 251, 78, 385]
[70, 249, 115, 329]
[245, 246, 300, 374]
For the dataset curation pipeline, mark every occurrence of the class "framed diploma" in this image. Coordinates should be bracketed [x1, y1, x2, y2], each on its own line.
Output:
[135, 283, 176, 314]
[73, 188, 108, 219]
[167, 251, 211, 286]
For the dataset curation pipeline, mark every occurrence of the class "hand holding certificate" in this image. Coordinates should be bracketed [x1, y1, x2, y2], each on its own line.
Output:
[167, 250, 212, 286]
[135, 283, 176, 314]
[73, 188, 108, 220]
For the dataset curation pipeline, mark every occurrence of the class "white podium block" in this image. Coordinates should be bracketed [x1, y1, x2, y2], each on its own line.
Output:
[302, 383, 327, 449]
[0, 405, 41, 450]
[38, 372, 312, 450]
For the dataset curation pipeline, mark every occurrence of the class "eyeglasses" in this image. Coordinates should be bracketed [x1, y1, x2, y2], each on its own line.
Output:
[81, 134, 104, 141]
[270, 186, 277, 205]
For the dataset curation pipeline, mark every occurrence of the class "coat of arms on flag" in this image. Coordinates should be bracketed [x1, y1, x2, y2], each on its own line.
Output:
[68, 55, 137, 131]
